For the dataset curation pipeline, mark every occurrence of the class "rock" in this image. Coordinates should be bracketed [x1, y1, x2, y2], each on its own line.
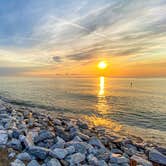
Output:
[8, 152, 16, 159]
[67, 152, 85, 164]
[11, 159, 25, 166]
[28, 146, 50, 160]
[17, 152, 32, 161]
[55, 126, 70, 141]
[76, 120, 88, 129]
[89, 137, 104, 148]
[149, 148, 166, 165]
[0, 130, 8, 145]
[110, 153, 129, 164]
[34, 130, 54, 143]
[19, 135, 34, 149]
[54, 119, 62, 126]
[72, 136, 83, 142]
[111, 148, 123, 154]
[66, 146, 75, 154]
[27, 160, 40, 166]
[87, 154, 98, 165]
[12, 129, 20, 139]
[47, 158, 61, 166]
[130, 155, 152, 166]
[51, 136, 65, 149]
[50, 148, 68, 159]
[7, 138, 22, 151]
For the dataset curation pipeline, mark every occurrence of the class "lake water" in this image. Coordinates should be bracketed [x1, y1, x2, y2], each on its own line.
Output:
[0, 77, 166, 146]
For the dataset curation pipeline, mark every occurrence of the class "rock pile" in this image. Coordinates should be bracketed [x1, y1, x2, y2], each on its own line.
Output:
[0, 104, 166, 166]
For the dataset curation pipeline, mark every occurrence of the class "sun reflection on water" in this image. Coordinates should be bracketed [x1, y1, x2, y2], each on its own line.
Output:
[84, 76, 122, 132]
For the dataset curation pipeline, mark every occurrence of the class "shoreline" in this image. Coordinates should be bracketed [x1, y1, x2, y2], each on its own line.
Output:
[0, 101, 166, 165]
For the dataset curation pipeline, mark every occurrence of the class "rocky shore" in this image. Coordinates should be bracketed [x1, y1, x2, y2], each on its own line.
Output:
[0, 103, 166, 166]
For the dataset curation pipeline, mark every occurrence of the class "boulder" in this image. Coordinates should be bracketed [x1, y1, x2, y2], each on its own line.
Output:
[47, 158, 61, 166]
[130, 155, 152, 166]
[34, 130, 54, 143]
[149, 148, 166, 165]
[0, 130, 8, 145]
[17, 152, 32, 161]
[28, 146, 50, 160]
[7, 138, 22, 151]
[11, 159, 25, 166]
[27, 160, 40, 166]
[50, 148, 68, 159]
[67, 152, 85, 164]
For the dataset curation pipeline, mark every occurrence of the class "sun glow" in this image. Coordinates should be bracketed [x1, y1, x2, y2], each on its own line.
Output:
[98, 61, 107, 69]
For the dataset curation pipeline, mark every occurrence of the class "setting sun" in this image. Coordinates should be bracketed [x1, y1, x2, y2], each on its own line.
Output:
[98, 61, 107, 69]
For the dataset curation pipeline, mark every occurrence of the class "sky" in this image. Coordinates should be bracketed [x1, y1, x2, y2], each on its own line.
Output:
[0, 0, 166, 77]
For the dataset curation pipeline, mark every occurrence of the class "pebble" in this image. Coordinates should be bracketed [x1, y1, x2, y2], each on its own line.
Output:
[50, 148, 68, 159]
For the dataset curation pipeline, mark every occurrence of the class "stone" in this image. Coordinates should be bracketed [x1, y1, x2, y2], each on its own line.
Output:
[72, 136, 82, 142]
[51, 136, 65, 149]
[76, 120, 88, 129]
[66, 146, 75, 154]
[11, 159, 25, 166]
[50, 148, 68, 159]
[28, 146, 50, 160]
[27, 160, 40, 166]
[17, 152, 32, 161]
[47, 158, 61, 166]
[110, 154, 129, 164]
[19, 135, 34, 149]
[55, 126, 70, 141]
[0, 130, 8, 145]
[87, 154, 98, 165]
[111, 148, 123, 154]
[67, 152, 85, 164]
[54, 119, 62, 126]
[130, 155, 152, 166]
[34, 130, 54, 143]
[8, 152, 16, 159]
[89, 137, 104, 148]
[12, 129, 20, 139]
[149, 148, 166, 165]
[7, 138, 22, 151]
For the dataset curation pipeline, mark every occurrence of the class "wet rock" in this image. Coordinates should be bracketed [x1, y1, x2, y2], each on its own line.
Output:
[55, 126, 70, 141]
[7, 138, 22, 151]
[110, 153, 129, 164]
[66, 146, 75, 154]
[76, 120, 88, 129]
[34, 130, 54, 143]
[27, 160, 40, 166]
[89, 137, 104, 148]
[28, 146, 50, 160]
[47, 158, 61, 166]
[17, 152, 32, 161]
[50, 148, 68, 159]
[11, 159, 25, 166]
[149, 148, 166, 165]
[67, 152, 85, 164]
[51, 136, 65, 149]
[130, 155, 152, 166]
[12, 129, 20, 139]
[0, 130, 8, 145]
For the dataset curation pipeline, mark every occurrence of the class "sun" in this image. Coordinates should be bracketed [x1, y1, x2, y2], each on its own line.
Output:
[98, 61, 107, 69]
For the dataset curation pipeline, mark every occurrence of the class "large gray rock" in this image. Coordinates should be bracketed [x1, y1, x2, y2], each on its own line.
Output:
[67, 152, 85, 164]
[55, 126, 70, 141]
[0, 130, 8, 145]
[50, 148, 68, 159]
[130, 155, 152, 166]
[34, 130, 54, 143]
[51, 136, 65, 149]
[17, 152, 32, 161]
[47, 158, 61, 166]
[110, 154, 129, 164]
[11, 159, 25, 166]
[7, 138, 22, 151]
[66, 146, 75, 154]
[89, 137, 104, 148]
[27, 160, 40, 166]
[149, 148, 166, 165]
[28, 146, 50, 160]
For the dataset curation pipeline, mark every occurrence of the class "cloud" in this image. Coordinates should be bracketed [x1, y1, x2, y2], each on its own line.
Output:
[52, 56, 62, 62]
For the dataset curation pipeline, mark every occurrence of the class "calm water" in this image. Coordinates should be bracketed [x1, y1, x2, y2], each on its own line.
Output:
[0, 77, 166, 146]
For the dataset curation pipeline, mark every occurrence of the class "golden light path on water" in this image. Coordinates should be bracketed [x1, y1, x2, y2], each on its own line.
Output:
[85, 76, 122, 132]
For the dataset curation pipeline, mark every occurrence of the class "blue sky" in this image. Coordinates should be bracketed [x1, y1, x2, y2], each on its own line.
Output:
[0, 0, 166, 76]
